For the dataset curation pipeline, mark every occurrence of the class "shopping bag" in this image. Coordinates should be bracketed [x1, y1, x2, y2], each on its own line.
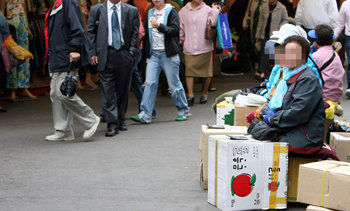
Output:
[1, 41, 11, 72]
[216, 13, 233, 49]
[4, 35, 34, 60]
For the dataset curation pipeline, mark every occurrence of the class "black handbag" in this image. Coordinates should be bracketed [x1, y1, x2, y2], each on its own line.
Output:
[60, 62, 78, 97]
[247, 119, 283, 141]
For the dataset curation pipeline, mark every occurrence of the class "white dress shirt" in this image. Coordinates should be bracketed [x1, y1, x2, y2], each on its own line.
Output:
[107, 0, 124, 46]
[334, 0, 350, 37]
[295, 0, 339, 30]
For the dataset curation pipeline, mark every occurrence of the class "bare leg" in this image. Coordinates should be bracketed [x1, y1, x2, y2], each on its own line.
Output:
[23, 88, 37, 99]
[186, 76, 194, 98]
[85, 73, 98, 88]
[10, 90, 16, 100]
[202, 77, 211, 97]
[77, 78, 84, 89]
[91, 73, 99, 83]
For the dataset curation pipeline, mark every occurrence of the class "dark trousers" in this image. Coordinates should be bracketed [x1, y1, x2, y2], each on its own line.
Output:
[99, 47, 134, 129]
[257, 39, 271, 75]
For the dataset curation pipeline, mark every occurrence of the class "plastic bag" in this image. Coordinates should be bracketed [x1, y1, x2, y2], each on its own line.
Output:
[330, 120, 350, 132]
[325, 100, 343, 120]
[216, 13, 233, 49]
[4, 35, 33, 60]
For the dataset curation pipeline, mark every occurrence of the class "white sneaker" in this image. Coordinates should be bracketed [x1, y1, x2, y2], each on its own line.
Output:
[346, 89, 350, 98]
[83, 115, 100, 139]
[45, 131, 74, 141]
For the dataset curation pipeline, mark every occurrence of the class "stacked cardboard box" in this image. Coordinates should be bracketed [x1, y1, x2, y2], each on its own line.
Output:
[234, 106, 258, 127]
[287, 157, 318, 202]
[306, 205, 334, 211]
[216, 101, 258, 127]
[216, 101, 235, 126]
[208, 135, 288, 210]
[330, 132, 350, 162]
[297, 160, 350, 210]
[200, 125, 247, 189]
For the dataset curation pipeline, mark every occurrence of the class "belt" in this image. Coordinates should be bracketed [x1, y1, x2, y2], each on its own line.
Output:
[155, 49, 165, 52]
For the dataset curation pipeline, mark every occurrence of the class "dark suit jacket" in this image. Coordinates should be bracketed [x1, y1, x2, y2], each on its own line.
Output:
[87, 2, 139, 71]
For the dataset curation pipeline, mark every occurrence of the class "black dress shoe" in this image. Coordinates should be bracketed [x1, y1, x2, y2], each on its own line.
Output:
[119, 124, 128, 131]
[187, 96, 195, 106]
[105, 128, 119, 137]
[199, 96, 208, 104]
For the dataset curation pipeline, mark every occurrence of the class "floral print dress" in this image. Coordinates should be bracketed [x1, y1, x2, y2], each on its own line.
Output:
[6, 0, 31, 89]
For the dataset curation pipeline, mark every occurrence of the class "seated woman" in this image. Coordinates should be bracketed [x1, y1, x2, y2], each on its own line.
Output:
[250, 35, 325, 155]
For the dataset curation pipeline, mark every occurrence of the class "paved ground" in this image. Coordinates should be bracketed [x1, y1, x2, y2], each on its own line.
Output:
[1, 74, 349, 210]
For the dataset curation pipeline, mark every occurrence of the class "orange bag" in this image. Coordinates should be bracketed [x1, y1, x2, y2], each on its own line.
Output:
[4, 35, 33, 60]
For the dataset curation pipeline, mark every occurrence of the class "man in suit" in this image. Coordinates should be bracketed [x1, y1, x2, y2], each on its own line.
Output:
[45, 0, 100, 141]
[87, 0, 139, 137]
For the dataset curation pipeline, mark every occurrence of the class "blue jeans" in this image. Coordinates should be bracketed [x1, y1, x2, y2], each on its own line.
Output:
[346, 36, 350, 89]
[131, 52, 157, 116]
[138, 51, 190, 123]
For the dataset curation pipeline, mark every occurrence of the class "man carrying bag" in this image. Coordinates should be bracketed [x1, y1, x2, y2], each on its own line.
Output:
[44, 0, 100, 141]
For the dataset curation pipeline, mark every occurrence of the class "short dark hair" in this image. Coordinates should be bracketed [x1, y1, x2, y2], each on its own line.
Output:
[315, 24, 334, 46]
[282, 35, 310, 62]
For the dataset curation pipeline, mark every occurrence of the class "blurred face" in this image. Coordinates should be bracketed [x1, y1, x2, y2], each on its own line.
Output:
[280, 42, 303, 69]
[152, 0, 165, 7]
[274, 45, 284, 65]
[121, 0, 128, 3]
[269, 0, 277, 4]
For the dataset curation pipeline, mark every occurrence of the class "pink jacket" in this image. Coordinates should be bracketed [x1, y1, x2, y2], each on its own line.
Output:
[179, 2, 219, 55]
[312, 45, 345, 104]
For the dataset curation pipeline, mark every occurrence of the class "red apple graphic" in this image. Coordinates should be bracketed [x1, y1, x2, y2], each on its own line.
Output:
[268, 181, 280, 192]
[231, 173, 256, 197]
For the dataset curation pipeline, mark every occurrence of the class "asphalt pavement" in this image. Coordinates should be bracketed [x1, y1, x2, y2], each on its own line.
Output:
[1, 74, 349, 210]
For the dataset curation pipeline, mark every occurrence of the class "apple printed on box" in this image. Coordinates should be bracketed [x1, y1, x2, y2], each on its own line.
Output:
[216, 101, 235, 126]
[208, 135, 288, 211]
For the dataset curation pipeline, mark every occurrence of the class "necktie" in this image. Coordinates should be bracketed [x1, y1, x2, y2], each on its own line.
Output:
[112, 5, 121, 50]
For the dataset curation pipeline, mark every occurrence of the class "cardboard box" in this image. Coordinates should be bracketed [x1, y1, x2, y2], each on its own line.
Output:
[217, 101, 235, 126]
[330, 132, 350, 162]
[287, 157, 318, 202]
[297, 160, 350, 211]
[234, 106, 258, 127]
[200, 125, 247, 190]
[306, 205, 334, 211]
[208, 135, 288, 210]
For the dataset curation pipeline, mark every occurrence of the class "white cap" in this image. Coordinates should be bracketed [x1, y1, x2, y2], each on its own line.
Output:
[264, 24, 309, 55]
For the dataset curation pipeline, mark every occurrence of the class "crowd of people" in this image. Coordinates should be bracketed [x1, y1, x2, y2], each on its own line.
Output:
[0, 0, 349, 144]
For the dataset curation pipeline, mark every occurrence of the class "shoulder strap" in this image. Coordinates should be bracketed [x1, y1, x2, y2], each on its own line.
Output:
[319, 51, 336, 71]
[308, 54, 325, 86]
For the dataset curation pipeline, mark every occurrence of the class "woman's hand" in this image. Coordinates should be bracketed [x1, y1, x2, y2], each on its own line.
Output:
[150, 18, 160, 28]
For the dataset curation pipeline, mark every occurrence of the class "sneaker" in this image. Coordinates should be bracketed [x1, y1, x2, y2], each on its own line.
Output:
[175, 115, 187, 121]
[131, 115, 150, 124]
[130, 115, 141, 122]
[83, 115, 100, 139]
[45, 131, 74, 141]
[346, 89, 350, 98]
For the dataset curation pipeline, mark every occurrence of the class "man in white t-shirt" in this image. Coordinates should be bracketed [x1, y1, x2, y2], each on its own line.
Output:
[295, 0, 339, 31]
